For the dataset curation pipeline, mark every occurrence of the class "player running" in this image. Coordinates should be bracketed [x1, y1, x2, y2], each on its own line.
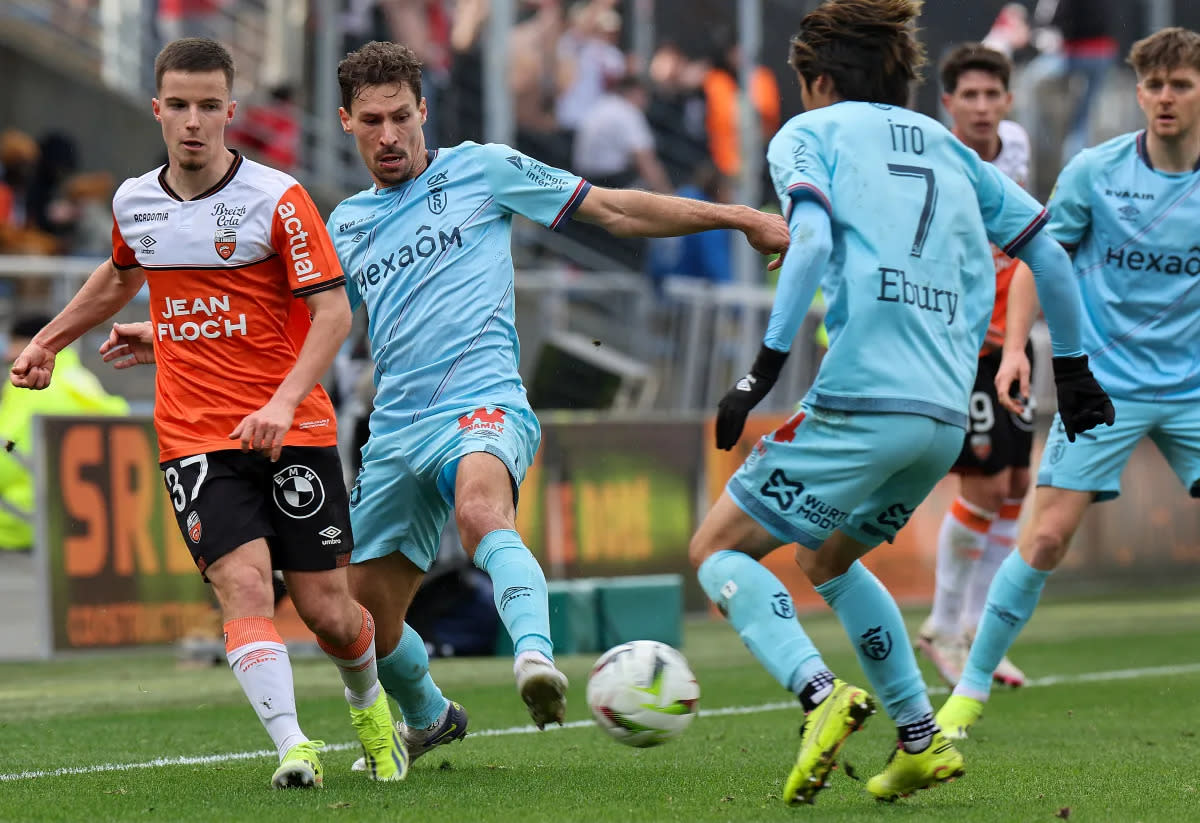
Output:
[12, 39, 407, 788]
[328, 41, 789, 741]
[938, 25, 1200, 740]
[916, 43, 1035, 689]
[685, 0, 1112, 805]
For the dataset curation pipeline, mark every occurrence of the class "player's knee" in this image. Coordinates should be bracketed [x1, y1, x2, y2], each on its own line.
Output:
[210, 562, 274, 616]
[455, 497, 511, 550]
[963, 475, 1007, 514]
[1025, 526, 1070, 570]
[296, 595, 358, 647]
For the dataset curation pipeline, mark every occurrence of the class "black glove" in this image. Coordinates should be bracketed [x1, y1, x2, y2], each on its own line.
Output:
[1052, 354, 1115, 442]
[715, 345, 789, 450]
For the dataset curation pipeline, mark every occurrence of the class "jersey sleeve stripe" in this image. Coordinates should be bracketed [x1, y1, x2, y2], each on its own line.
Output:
[112, 256, 141, 271]
[1003, 209, 1048, 256]
[550, 180, 592, 231]
[786, 182, 832, 214]
[292, 276, 346, 298]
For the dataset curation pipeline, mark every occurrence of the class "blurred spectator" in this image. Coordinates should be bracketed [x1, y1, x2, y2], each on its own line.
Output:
[444, 0, 491, 145]
[61, 172, 117, 257]
[0, 314, 130, 553]
[573, 75, 672, 193]
[554, 1, 626, 134]
[646, 42, 711, 186]
[1033, 0, 1119, 163]
[648, 164, 734, 289]
[228, 85, 301, 172]
[0, 130, 57, 255]
[27, 132, 79, 240]
[511, 0, 569, 168]
[982, 3, 1031, 58]
[703, 40, 780, 179]
[156, 0, 232, 44]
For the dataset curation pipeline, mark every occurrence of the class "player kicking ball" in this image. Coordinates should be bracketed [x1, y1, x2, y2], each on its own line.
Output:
[18, 39, 406, 787]
[685, 0, 1113, 805]
[938, 25, 1200, 741]
[324, 42, 788, 740]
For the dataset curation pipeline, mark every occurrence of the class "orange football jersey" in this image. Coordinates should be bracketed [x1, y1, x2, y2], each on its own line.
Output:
[111, 153, 343, 461]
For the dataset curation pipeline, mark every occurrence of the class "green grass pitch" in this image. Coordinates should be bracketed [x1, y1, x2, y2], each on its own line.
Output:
[1, 590, 1197, 822]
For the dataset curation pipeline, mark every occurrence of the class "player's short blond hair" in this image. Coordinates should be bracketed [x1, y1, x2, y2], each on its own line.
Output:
[1128, 27, 1200, 78]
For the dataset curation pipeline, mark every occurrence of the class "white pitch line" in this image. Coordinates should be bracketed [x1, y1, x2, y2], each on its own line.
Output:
[2, 661, 1198, 782]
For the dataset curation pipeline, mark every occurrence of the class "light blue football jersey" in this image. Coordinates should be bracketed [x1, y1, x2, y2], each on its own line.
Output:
[327, 142, 590, 430]
[1047, 131, 1200, 401]
[766, 101, 1048, 428]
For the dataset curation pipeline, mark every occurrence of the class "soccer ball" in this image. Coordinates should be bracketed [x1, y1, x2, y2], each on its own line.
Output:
[585, 640, 700, 747]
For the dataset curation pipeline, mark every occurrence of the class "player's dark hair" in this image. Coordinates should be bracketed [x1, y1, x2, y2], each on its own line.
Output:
[1128, 27, 1200, 77]
[154, 38, 234, 93]
[940, 43, 1012, 93]
[788, 0, 926, 106]
[338, 41, 424, 112]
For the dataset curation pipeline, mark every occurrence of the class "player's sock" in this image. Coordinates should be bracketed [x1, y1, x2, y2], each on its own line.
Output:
[929, 498, 993, 637]
[474, 529, 554, 660]
[316, 603, 381, 710]
[377, 622, 447, 729]
[956, 550, 1050, 699]
[224, 616, 307, 759]
[815, 561, 932, 727]
[961, 498, 1021, 634]
[697, 550, 831, 703]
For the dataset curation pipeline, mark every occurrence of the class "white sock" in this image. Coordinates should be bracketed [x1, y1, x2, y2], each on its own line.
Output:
[224, 617, 307, 760]
[317, 604, 382, 710]
[928, 498, 994, 637]
[962, 498, 1023, 635]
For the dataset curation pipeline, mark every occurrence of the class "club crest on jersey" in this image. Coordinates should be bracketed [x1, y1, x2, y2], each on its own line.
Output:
[272, 465, 326, 519]
[457, 407, 506, 437]
[427, 187, 447, 214]
[214, 228, 237, 260]
[186, 511, 202, 543]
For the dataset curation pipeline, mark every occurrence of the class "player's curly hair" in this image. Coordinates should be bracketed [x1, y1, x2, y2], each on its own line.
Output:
[155, 38, 234, 93]
[940, 43, 1012, 94]
[788, 0, 926, 107]
[338, 41, 424, 112]
[1128, 27, 1200, 78]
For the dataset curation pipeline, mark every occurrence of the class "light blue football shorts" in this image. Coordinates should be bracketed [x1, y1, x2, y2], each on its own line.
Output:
[1037, 396, 1200, 502]
[728, 404, 963, 550]
[349, 404, 541, 569]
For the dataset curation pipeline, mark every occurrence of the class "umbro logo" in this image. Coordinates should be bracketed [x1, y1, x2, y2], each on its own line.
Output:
[139, 235, 157, 248]
[735, 376, 756, 392]
[351, 231, 366, 243]
[318, 526, 342, 539]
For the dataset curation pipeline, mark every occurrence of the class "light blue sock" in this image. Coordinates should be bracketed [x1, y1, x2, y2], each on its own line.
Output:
[697, 550, 830, 695]
[815, 560, 930, 726]
[377, 623, 447, 729]
[957, 550, 1050, 699]
[474, 529, 554, 660]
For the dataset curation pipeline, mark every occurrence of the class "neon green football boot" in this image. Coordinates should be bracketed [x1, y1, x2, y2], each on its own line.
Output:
[935, 694, 985, 741]
[350, 689, 409, 781]
[783, 679, 877, 805]
[271, 740, 325, 789]
[866, 732, 965, 801]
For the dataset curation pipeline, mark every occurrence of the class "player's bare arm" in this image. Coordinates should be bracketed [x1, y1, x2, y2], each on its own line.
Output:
[10, 258, 146, 390]
[995, 261, 1037, 415]
[229, 286, 352, 461]
[99, 321, 156, 369]
[573, 186, 790, 269]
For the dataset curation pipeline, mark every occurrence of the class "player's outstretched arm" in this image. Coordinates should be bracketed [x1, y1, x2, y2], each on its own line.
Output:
[229, 286, 352, 461]
[1014, 231, 1114, 440]
[573, 186, 790, 269]
[10, 258, 146, 390]
[995, 261, 1037, 415]
[715, 199, 833, 450]
[99, 321, 156, 369]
